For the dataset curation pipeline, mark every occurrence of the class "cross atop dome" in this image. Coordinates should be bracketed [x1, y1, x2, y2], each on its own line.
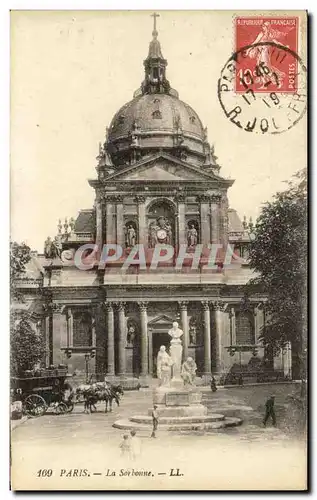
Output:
[151, 12, 160, 37]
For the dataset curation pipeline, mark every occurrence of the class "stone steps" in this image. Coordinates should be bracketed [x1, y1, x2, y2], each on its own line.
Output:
[113, 416, 243, 431]
[130, 413, 225, 424]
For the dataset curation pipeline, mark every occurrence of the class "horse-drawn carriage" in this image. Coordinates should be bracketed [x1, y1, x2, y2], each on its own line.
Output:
[11, 368, 74, 418]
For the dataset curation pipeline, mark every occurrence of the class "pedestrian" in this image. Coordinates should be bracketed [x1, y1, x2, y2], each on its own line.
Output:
[130, 430, 141, 460]
[210, 375, 217, 392]
[119, 434, 131, 457]
[151, 405, 159, 438]
[263, 395, 276, 427]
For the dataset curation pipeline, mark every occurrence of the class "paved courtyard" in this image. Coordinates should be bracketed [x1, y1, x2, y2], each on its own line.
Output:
[11, 383, 307, 491]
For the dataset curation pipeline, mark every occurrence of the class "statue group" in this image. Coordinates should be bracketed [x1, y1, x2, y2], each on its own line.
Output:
[44, 235, 63, 260]
[149, 216, 172, 247]
[156, 321, 197, 388]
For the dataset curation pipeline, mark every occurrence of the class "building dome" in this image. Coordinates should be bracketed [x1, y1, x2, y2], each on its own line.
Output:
[107, 93, 207, 167]
[102, 16, 213, 170]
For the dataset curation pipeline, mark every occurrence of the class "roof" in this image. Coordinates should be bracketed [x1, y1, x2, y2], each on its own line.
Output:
[108, 94, 205, 141]
[228, 208, 244, 233]
[17, 253, 44, 281]
[147, 38, 164, 59]
[74, 210, 95, 233]
[228, 209, 251, 242]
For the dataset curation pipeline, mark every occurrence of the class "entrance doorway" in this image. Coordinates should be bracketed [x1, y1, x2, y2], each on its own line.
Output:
[152, 330, 171, 377]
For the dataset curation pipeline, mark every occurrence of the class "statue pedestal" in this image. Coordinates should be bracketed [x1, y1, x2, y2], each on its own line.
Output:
[152, 386, 207, 417]
[113, 330, 243, 432]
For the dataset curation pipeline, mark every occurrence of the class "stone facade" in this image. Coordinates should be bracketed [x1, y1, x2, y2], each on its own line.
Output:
[16, 19, 290, 386]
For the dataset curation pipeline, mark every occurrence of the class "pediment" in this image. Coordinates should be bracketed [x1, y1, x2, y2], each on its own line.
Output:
[148, 314, 174, 327]
[105, 153, 220, 183]
[128, 163, 186, 181]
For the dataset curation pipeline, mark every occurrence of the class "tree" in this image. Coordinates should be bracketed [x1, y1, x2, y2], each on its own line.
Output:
[10, 241, 45, 376]
[10, 241, 32, 301]
[10, 310, 45, 376]
[246, 169, 307, 378]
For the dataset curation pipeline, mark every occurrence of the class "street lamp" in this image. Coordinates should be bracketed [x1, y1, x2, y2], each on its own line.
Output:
[84, 350, 96, 384]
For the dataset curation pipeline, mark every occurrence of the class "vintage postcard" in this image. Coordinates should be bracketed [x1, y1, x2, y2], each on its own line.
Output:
[10, 10, 307, 491]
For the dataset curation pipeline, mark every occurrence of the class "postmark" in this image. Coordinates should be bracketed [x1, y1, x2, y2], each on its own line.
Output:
[235, 16, 299, 93]
[217, 42, 307, 134]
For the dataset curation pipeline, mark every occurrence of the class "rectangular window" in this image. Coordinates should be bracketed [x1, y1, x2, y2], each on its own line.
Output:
[73, 310, 92, 347]
[235, 312, 254, 345]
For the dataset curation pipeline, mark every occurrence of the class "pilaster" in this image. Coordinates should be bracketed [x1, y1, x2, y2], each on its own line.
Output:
[198, 195, 211, 245]
[201, 300, 211, 379]
[178, 301, 189, 359]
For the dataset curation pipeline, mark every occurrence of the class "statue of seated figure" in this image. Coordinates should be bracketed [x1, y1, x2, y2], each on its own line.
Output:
[181, 357, 197, 387]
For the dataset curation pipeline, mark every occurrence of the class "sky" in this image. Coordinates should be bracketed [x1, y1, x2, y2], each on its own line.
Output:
[10, 10, 307, 252]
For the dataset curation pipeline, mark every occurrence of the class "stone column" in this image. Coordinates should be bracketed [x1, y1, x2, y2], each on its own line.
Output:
[282, 342, 292, 379]
[66, 307, 74, 347]
[115, 196, 125, 247]
[105, 302, 115, 377]
[95, 194, 103, 251]
[210, 194, 221, 243]
[44, 312, 51, 366]
[91, 307, 97, 348]
[105, 198, 115, 244]
[199, 195, 211, 245]
[148, 328, 153, 376]
[139, 301, 149, 383]
[178, 301, 189, 359]
[220, 193, 229, 247]
[212, 301, 227, 374]
[202, 300, 211, 380]
[229, 307, 236, 345]
[253, 305, 259, 344]
[177, 194, 186, 246]
[51, 303, 66, 365]
[117, 302, 126, 376]
[135, 196, 146, 247]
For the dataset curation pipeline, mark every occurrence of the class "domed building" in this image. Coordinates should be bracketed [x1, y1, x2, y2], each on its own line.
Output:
[18, 17, 292, 386]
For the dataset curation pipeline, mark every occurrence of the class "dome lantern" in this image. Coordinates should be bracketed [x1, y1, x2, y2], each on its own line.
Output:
[141, 13, 171, 96]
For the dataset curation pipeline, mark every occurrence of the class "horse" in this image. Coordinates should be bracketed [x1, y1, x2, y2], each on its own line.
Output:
[76, 383, 123, 413]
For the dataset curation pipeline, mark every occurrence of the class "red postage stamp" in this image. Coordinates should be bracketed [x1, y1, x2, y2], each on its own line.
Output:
[235, 17, 299, 93]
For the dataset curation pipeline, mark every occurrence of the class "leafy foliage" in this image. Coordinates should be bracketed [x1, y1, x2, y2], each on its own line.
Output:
[10, 310, 45, 376]
[10, 241, 45, 375]
[10, 241, 31, 301]
[246, 169, 307, 362]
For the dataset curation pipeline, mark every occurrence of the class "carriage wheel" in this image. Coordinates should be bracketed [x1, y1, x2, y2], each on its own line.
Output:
[66, 402, 74, 413]
[23, 395, 47, 418]
[55, 402, 68, 415]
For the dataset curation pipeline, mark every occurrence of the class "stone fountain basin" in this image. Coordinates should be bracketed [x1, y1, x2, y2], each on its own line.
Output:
[131, 413, 225, 424]
[113, 416, 243, 431]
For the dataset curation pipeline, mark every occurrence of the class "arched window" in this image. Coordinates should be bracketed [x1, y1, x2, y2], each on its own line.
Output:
[147, 199, 175, 248]
[235, 312, 254, 345]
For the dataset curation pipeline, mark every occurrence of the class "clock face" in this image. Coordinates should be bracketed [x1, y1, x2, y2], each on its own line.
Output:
[157, 229, 167, 241]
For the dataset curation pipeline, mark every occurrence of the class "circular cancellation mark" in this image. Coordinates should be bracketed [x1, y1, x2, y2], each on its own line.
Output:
[217, 42, 307, 135]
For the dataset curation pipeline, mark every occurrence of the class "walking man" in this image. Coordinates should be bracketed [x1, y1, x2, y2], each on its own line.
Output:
[151, 405, 159, 438]
[263, 395, 276, 427]
[210, 375, 217, 392]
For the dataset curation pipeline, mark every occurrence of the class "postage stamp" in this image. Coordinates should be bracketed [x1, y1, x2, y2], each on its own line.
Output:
[218, 42, 307, 134]
[235, 17, 299, 93]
